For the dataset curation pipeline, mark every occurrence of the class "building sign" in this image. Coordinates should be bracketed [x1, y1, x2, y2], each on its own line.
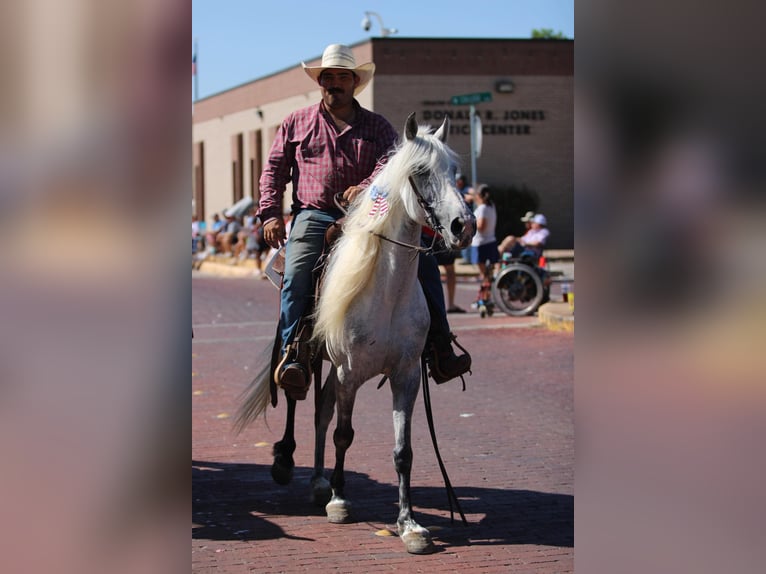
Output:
[450, 91, 492, 105]
[421, 100, 546, 136]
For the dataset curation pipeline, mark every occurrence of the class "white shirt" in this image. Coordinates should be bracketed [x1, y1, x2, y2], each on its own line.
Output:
[471, 203, 497, 246]
[521, 227, 549, 247]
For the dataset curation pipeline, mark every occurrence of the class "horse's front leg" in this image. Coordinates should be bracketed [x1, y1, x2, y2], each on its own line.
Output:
[311, 365, 336, 506]
[271, 395, 296, 485]
[325, 374, 359, 524]
[392, 367, 435, 554]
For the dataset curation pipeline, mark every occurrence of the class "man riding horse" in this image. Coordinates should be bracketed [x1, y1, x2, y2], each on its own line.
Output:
[258, 43, 472, 397]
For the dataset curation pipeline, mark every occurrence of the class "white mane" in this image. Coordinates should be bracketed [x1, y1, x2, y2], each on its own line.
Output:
[312, 124, 458, 352]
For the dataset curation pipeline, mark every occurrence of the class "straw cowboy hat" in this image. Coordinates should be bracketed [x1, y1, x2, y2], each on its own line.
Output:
[302, 44, 375, 95]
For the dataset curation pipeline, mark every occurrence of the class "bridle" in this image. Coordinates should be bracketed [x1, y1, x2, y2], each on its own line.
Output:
[335, 174, 449, 255]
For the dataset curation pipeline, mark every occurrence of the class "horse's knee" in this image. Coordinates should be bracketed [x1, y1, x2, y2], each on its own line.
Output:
[333, 427, 354, 451]
[393, 445, 413, 473]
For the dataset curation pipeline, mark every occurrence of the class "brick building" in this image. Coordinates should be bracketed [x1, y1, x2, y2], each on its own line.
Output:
[192, 38, 573, 248]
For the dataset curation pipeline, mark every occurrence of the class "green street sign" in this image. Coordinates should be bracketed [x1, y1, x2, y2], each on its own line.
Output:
[450, 91, 493, 105]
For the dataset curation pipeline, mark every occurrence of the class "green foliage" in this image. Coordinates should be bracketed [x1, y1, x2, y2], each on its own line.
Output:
[531, 28, 567, 39]
[485, 184, 539, 241]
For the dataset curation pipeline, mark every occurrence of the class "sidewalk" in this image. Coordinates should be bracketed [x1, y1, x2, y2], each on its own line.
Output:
[194, 249, 575, 332]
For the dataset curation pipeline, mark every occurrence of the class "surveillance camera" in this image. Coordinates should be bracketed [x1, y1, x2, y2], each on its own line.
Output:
[361, 16, 371, 31]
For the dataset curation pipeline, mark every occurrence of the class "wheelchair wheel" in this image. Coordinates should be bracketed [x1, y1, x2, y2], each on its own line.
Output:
[491, 263, 545, 316]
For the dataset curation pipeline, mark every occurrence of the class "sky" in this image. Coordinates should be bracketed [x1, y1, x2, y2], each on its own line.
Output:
[192, 0, 574, 100]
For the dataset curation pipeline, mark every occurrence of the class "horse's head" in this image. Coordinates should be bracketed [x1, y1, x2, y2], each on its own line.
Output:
[403, 113, 476, 250]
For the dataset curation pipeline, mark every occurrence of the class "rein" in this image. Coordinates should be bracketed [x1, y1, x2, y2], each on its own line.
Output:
[420, 357, 468, 526]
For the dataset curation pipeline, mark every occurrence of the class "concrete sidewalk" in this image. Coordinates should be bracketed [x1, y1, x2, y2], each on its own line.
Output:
[193, 249, 575, 331]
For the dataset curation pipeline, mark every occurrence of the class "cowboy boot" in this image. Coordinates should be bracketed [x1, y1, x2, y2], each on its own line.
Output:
[274, 320, 313, 400]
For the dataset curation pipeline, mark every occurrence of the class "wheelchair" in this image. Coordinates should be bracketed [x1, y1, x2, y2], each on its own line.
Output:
[491, 250, 552, 317]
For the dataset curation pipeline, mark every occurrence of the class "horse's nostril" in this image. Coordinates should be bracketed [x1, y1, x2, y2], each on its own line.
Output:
[450, 217, 465, 237]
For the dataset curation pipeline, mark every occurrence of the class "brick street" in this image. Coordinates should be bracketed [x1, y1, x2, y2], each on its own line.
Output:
[193, 274, 573, 573]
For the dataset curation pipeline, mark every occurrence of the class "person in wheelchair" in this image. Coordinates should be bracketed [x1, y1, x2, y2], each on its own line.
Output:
[498, 213, 550, 263]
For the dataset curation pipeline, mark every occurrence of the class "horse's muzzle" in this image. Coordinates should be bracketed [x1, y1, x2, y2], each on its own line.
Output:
[449, 215, 475, 249]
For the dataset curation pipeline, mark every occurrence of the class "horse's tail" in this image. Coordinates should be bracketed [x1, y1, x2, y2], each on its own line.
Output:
[233, 345, 273, 434]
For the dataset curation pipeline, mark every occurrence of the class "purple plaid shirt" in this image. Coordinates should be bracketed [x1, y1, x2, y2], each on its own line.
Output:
[258, 101, 398, 222]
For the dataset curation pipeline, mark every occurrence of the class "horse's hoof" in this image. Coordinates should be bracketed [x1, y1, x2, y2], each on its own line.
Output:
[326, 499, 352, 524]
[311, 477, 332, 507]
[400, 524, 435, 554]
[270, 461, 293, 485]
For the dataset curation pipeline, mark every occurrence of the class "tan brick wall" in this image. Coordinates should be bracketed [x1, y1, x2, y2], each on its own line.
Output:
[374, 74, 573, 248]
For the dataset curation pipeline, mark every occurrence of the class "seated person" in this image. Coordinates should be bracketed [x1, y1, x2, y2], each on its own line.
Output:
[204, 213, 226, 253]
[192, 215, 201, 253]
[217, 213, 242, 255]
[233, 208, 256, 260]
[498, 213, 550, 260]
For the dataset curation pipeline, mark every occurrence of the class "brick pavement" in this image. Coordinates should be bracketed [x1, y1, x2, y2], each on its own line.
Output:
[193, 276, 573, 572]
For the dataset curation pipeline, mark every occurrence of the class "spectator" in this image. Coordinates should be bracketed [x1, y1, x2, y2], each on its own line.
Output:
[469, 185, 499, 284]
[456, 174, 474, 263]
[234, 207, 256, 260]
[217, 213, 242, 255]
[192, 215, 201, 253]
[425, 227, 465, 313]
[456, 174, 474, 207]
[498, 213, 550, 259]
[205, 213, 225, 253]
[520, 210, 535, 228]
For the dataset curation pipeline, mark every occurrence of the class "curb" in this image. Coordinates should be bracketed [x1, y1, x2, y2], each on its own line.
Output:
[538, 302, 574, 333]
[194, 258, 262, 278]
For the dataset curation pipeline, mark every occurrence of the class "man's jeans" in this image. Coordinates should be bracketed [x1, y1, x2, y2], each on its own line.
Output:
[279, 210, 450, 354]
[279, 210, 338, 354]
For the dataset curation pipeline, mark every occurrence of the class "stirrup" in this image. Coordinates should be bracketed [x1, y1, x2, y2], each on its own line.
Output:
[274, 345, 311, 400]
[427, 332, 472, 388]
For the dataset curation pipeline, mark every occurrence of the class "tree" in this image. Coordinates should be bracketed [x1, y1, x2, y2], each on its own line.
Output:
[531, 28, 567, 39]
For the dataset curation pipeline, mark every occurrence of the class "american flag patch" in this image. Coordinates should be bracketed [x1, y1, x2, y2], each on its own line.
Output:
[368, 185, 389, 217]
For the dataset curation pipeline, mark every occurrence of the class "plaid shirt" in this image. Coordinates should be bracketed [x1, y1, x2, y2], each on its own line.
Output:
[258, 101, 398, 222]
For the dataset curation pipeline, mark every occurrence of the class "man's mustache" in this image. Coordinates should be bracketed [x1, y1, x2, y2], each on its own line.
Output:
[327, 88, 344, 95]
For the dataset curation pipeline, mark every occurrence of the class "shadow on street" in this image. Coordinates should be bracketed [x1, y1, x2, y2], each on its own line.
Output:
[193, 460, 573, 548]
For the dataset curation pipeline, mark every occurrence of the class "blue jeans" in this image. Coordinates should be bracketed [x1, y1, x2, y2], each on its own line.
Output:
[279, 210, 338, 353]
[279, 211, 450, 353]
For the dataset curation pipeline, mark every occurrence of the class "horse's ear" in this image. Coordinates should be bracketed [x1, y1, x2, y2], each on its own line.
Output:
[434, 116, 450, 143]
[404, 113, 418, 141]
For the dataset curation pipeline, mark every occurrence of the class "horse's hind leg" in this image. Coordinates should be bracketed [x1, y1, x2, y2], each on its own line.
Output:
[271, 395, 296, 485]
[325, 377, 358, 524]
[392, 371, 435, 554]
[311, 366, 336, 506]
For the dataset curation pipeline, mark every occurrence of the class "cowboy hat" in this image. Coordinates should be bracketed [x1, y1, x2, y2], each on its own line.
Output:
[520, 211, 535, 222]
[302, 44, 375, 95]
